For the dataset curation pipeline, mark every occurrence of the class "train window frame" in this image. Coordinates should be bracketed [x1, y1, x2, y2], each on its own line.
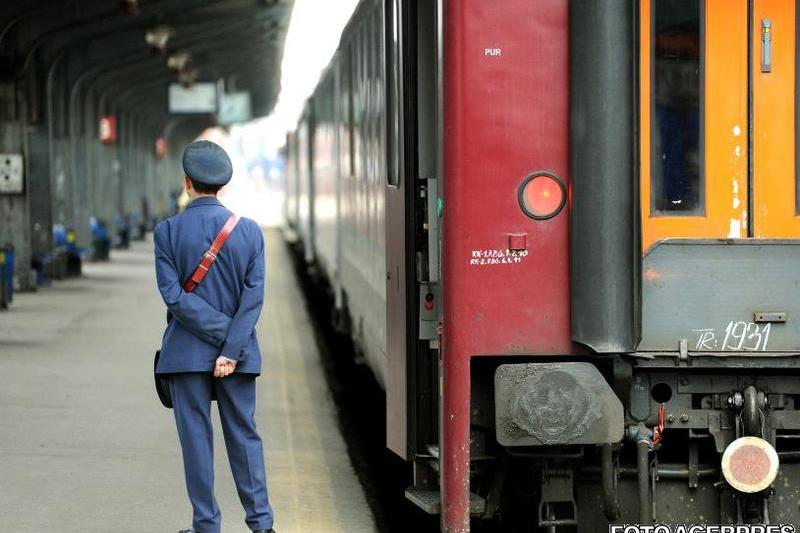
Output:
[386, 0, 402, 188]
[640, 0, 749, 251]
[649, 0, 706, 217]
[345, 45, 355, 179]
[372, 7, 381, 186]
[355, 22, 365, 183]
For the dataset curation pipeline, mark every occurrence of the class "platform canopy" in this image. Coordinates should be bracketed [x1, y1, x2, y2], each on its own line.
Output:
[0, 0, 294, 284]
[0, 0, 293, 137]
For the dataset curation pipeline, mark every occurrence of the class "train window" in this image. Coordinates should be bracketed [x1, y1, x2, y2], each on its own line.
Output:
[354, 27, 364, 181]
[651, 0, 704, 215]
[345, 49, 355, 178]
[386, 0, 402, 187]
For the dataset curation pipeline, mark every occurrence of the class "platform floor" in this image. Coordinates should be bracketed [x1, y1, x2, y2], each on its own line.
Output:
[0, 229, 376, 533]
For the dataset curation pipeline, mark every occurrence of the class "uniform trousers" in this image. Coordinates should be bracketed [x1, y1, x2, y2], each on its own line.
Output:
[170, 373, 273, 533]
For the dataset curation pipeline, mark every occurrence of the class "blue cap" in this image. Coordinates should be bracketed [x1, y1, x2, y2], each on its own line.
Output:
[182, 140, 233, 186]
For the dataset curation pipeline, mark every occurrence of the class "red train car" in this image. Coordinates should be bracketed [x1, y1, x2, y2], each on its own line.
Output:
[285, 1, 800, 531]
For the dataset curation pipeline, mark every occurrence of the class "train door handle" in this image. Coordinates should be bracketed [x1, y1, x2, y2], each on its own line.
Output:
[762, 18, 772, 73]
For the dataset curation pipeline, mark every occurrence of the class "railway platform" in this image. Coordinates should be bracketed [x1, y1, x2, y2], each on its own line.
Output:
[0, 229, 376, 533]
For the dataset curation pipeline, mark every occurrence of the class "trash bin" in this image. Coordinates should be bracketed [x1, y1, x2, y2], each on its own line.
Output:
[114, 212, 130, 249]
[66, 227, 82, 277]
[90, 217, 111, 261]
[2, 243, 14, 304]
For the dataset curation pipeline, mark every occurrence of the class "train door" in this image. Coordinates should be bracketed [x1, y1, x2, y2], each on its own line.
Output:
[640, 0, 800, 351]
[385, 0, 411, 458]
[752, 1, 798, 237]
[385, 0, 439, 459]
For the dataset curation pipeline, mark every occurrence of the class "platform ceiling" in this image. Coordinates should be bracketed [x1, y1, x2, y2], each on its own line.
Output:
[0, 0, 293, 122]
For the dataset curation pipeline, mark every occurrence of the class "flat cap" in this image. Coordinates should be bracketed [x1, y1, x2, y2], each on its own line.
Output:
[182, 140, 233, 186]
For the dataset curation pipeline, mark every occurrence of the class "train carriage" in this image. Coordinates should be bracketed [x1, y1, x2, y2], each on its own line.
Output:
[284, 0, 800, 531]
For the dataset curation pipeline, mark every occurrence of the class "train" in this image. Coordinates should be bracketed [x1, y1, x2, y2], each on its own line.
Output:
[283, 1, 800, 531]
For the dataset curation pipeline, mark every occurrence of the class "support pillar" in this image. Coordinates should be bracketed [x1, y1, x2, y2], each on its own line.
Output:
[0, 81, 34, 291]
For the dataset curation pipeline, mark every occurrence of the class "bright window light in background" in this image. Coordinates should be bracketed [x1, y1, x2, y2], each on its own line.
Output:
[261, 0, 361, 154]
[197, 0, 360, 227]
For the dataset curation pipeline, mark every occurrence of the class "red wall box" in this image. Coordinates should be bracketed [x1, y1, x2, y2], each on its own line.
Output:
[441, 1, 572, 531]
[99, 116, 117, 145]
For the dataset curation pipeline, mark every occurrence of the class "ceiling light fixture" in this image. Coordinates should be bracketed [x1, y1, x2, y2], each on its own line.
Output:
[145, 25, 174, 54]
[167, 52, 191, 72]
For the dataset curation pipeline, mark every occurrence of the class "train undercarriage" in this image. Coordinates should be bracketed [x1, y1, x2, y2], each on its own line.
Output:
[403, 357, 800, 531]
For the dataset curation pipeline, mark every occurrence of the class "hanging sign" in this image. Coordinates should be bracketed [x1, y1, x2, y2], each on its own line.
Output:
[99, 116, 117, 145]
[218, 92, 252, 125]
[155, 137, 167, 159]
[168, 82, 218, 114]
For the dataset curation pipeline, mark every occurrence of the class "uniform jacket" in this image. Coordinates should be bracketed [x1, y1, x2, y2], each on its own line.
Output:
[154, 196, 264, 374]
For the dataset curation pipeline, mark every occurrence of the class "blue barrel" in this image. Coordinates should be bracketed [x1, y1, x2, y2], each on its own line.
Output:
[3, 243, 14, 303]
[0, 248, 6, 309]
[53, 224, 68, 247]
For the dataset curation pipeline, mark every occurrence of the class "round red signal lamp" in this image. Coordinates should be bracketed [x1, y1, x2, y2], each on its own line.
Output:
[518, 171, 566, 220]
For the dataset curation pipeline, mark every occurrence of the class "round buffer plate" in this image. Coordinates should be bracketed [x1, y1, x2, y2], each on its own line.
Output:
[721, 436, 779, 493]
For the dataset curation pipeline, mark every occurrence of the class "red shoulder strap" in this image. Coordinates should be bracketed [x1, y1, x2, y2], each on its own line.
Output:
[183, 214, 240, 293]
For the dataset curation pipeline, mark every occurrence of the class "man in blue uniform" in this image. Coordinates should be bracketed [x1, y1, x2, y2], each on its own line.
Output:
[154, 140, 275, 533]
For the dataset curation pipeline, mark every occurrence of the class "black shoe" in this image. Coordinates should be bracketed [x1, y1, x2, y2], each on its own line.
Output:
[253, 529, 275, 533]
[177, 529, 197, 533]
